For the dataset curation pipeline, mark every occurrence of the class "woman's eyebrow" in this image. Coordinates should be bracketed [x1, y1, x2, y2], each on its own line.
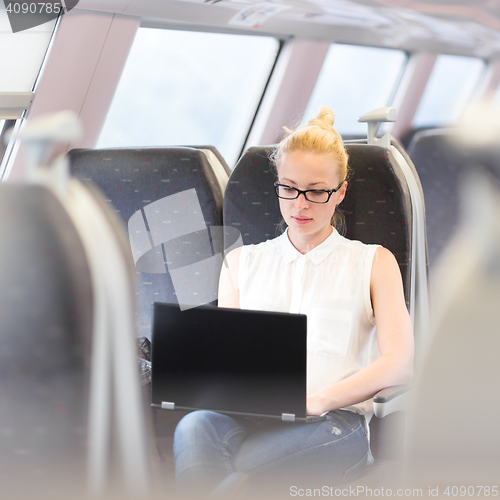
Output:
[306, 182, 328, 187]
[280, 178, 328, 187]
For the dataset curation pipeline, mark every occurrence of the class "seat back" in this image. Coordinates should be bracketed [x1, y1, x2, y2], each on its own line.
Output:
[405, 166, 500, 489]
[188, 144, 232, 175]
[0, 178, 152, 498]
[0, 183, 92, 498]
[2, 111, 151, 498]
[343, 143, 412, 306]
[407, 128, 462, 272]
[68, 146, 227, 336]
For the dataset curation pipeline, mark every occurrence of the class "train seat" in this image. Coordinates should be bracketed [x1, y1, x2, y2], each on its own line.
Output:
[67, 146, 228, 338]
[222, 139, 429, 486]
[405, 161, 500, 492]
[404, 110, 500, 491]
[187, 144, 232, 176]
[0, 183, 92, 498]
[406, 128, 463, 277]
[0, 114, 150, 497]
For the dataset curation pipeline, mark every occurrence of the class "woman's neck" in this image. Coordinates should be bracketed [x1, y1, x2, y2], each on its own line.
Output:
[287, 226, 333, 255]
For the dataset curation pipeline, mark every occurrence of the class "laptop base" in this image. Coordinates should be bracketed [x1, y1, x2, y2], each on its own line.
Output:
[151, 403, 326, 423]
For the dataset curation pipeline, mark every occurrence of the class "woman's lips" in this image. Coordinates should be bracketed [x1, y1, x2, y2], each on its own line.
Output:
[292, 216, 312, 225]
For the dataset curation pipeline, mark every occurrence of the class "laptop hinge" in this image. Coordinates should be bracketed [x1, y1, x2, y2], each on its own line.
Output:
[282, 413, 295, 422]
[161, 402, 175, 410]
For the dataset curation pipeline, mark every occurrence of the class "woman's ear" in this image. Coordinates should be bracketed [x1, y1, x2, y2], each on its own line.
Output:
[336, 181, 348, 205]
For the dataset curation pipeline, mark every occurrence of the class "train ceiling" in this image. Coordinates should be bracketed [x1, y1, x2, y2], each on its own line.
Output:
[75, 0, 500, 58]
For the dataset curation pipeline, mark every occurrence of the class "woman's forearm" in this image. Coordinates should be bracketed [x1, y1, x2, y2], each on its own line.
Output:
[307, 340, 413, 416]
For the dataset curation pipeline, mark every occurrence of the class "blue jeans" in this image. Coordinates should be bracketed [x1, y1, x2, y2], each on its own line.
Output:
[173, 409, 370, 497]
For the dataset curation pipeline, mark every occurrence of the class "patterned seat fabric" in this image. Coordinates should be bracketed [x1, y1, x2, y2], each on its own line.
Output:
[407, 129, 465, 270]
[223, 146, 282, 244]
[223, 144, 412, 308]
[0, 184, 92, 497]
[67, 147, 226, 338]
[392, 136, 427, 212]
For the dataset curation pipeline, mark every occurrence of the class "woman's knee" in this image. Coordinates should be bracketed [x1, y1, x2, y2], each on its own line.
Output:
[174, 411, 247, 455]
[175, 410, 217, 434]
[174, 411, 221, 446]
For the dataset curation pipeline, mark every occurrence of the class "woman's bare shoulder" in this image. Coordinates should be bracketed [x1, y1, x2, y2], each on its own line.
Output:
[223, 246, 243, 266]
[372, 246, 398, 267]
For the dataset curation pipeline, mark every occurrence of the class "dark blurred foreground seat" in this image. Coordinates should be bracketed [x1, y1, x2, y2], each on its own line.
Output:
[405, 128, 500, 491]
[0, 112, 150, 499]
[0, 179, 151, 498]
[0, 183, 93, 498]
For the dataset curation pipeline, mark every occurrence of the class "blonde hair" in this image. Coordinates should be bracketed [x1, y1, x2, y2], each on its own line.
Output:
[270, 105, 350, 233]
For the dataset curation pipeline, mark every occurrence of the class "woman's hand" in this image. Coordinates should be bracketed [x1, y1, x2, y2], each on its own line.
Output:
[307, 394, 335, 416]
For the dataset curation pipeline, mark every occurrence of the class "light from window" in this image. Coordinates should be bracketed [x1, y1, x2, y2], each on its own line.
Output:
[0, 6, 56, 92]
[413, 55, 485, 127]
[0, 9, 57, 178]
[304, 44, 407, 136]
[97, 27, 280, 167]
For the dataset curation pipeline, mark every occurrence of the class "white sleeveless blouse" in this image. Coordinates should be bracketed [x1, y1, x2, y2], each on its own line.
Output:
[238, 227, 381, 420]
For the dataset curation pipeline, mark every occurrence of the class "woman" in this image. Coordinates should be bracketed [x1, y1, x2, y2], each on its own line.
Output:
[173, 106, 414, 497]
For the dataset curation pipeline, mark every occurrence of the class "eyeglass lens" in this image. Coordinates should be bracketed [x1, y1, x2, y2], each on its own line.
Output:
[276, 185, 329, 203]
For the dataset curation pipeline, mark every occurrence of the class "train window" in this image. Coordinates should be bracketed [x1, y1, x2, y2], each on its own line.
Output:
[0, 12, 56, 92]
[303, 44, 407, 136]
[0, 119, 18, 180]
[97, 27, 280, 166]
[412, 55, 485, 127]
[0, 8, 58, 177]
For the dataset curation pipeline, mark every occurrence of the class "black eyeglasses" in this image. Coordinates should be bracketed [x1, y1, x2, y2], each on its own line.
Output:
[274, 181, 344, 204]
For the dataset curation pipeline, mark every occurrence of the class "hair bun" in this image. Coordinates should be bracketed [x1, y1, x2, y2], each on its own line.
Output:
[306, 105, 335, 131]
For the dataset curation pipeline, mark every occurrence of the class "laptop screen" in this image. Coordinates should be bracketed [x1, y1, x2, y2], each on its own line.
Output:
[151, 303, 308, 418]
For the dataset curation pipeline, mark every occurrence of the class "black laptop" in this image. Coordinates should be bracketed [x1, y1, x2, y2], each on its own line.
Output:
[151, 302, 325, 423]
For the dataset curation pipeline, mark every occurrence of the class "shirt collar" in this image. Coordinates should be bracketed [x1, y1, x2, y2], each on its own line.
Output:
[277, 226, 342, 265]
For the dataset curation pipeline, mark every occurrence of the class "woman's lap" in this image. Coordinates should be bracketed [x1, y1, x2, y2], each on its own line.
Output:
[173, 409, 370, 495]
[235, 410, 368, 475]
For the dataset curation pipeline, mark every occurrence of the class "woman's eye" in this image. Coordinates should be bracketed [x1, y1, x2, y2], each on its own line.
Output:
[283, 187, 295, 192]
[312, 190, 324, 195]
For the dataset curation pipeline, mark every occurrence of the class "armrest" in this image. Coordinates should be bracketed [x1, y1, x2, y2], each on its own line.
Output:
[373, 385, 413, 418]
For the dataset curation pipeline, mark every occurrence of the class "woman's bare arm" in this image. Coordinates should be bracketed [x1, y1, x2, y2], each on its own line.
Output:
[217, 247, 242, 308]
[307, 247, 414, 415]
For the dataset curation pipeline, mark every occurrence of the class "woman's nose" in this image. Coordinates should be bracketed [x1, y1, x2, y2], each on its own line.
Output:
[295, 192, 309, 209]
